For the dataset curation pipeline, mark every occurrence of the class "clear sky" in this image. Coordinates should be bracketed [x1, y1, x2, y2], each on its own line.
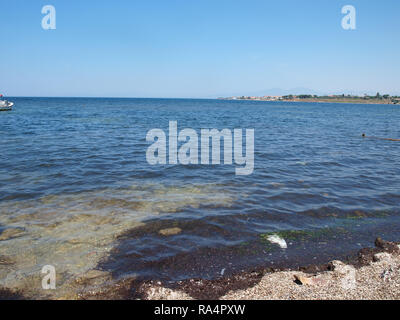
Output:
[1, 0, 399, 98]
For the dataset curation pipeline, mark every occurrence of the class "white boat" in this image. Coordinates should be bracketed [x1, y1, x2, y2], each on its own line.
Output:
[0, 95, 13, 111]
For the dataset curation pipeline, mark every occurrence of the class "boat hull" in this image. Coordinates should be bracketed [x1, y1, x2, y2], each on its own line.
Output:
[0, 101, 13, 111]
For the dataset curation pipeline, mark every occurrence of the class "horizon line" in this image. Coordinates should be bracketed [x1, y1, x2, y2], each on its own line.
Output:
[5, 96, 220, 99]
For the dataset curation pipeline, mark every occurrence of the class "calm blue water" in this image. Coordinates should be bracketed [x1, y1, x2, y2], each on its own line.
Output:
[1, 98, 400, 292]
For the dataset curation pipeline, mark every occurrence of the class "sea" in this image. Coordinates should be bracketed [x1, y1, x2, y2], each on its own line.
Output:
[1, 97, 400, 298]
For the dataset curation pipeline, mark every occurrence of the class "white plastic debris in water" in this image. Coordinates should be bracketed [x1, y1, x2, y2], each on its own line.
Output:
[267, 234, 288, 249]
[220, 268, 226, 276]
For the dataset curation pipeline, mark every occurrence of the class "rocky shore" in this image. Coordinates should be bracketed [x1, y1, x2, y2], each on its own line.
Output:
[1, 238, 399, 300]
[128, 238, 400, 300]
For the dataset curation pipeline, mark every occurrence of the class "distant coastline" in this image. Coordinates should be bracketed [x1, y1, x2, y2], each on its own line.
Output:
[219, 94, 400, 105]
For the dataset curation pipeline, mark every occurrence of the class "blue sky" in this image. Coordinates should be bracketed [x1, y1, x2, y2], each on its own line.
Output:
[1, 0, 399, 97]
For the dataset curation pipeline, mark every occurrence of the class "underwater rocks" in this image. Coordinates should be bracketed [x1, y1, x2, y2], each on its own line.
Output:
[0, 255, 14, 265]
[159, 227, 182, 236]
[0, 228, 25, 241]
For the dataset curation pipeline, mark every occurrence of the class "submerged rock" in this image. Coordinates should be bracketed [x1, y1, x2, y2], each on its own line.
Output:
[0, 228, 25, 241]
[83, 269, 109, 280]
[0, 256, 14, 265]
[159, 227, 182, 236]
[75, 269, 111, 285]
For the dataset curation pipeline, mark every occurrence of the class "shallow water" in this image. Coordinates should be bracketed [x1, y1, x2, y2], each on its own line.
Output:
[1, 98, 400, 298]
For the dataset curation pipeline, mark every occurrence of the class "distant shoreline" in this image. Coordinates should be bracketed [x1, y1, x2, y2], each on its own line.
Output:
[219, 96, 400, 105]
[282, 98, 396, 105]
[6, 97, 400, 104]
[220, 98, 399, 105]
